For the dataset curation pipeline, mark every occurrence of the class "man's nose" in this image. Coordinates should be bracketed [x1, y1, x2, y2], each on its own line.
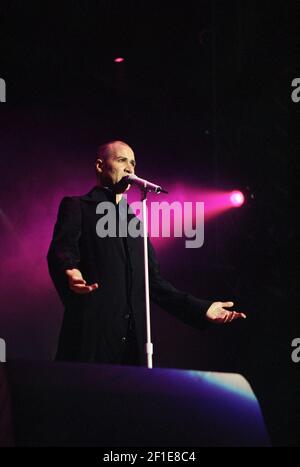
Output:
[125, 164, 134, 174]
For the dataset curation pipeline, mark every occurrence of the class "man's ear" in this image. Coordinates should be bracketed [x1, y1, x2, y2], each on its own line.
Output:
[95, 158, 103, 174]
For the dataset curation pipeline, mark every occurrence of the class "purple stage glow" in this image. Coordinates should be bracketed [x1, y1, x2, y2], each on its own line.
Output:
[114, 57, 124, 63]
[126, 183, 243, 249]
[0, 178, 242, 292]
[1, 178, 241, 295]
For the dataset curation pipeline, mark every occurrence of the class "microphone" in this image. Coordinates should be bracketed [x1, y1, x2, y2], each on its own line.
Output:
[124, 174, 168, 194]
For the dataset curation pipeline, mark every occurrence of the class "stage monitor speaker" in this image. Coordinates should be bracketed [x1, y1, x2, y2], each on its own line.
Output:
[5, 360, 270, 447]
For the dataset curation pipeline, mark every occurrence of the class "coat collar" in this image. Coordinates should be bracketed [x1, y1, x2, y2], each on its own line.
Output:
[79, 186, 135, 218]
[80, 186, 116, 203]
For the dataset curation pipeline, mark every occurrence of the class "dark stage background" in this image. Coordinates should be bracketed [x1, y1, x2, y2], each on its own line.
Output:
[0, 1, 299, 446]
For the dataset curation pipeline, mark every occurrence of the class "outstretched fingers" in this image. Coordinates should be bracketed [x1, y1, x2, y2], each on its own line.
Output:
[222, 310, 246, 322]
[71, 281, 99, 294]
[221, 301, 234, 308]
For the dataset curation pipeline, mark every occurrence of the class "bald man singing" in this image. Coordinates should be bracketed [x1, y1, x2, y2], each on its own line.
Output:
[47, 140, 246, 366]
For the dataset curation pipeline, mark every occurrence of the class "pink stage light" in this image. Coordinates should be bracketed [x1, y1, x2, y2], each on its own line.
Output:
[126, 184, 246, 251]
[230, 190, 245, 207]
[114, 57, 124, 63]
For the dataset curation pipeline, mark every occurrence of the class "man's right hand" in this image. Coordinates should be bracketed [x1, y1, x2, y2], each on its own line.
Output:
[65, 269, 99, 294]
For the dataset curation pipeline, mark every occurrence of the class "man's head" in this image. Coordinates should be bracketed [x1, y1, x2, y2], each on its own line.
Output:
[95, 140, 136, 193]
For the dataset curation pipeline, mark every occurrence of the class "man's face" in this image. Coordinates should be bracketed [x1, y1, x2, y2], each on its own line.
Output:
[97, 143, 136, 192]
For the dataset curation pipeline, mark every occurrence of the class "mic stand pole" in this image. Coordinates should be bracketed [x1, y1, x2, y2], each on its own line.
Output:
[141, 187, 153, 369]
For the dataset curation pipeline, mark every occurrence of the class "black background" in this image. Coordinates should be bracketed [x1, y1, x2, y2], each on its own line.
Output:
[0, 0, 299, 446]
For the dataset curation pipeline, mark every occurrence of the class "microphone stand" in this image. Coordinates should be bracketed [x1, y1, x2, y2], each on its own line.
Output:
[127, 177, 167, 369]
[141, 187, 153, 369]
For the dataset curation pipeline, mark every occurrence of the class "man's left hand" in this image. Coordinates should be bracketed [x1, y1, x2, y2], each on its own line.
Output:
[205, 301, 246, 324]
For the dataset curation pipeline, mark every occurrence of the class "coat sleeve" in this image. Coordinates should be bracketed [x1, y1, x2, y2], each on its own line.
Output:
[148, 240, 213, 329]
[47, 196, 82, 305]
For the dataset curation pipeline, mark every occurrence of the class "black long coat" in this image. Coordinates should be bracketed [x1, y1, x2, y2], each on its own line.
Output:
[47, 186, 212, 365]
